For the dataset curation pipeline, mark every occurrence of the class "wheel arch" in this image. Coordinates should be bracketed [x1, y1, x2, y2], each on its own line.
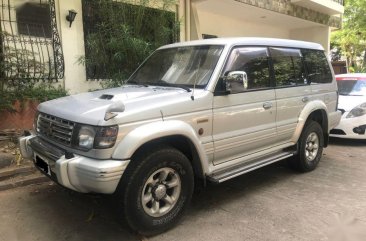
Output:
[292, 101, 329, 147]
[131, 135, 206, 181]
[112, 120, 208, 181]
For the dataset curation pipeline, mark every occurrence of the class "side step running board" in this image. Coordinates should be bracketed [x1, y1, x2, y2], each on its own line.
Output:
[207, 152, 294, 183]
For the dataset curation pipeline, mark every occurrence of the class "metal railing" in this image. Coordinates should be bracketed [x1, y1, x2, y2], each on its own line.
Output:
[0, 0, 64, 82]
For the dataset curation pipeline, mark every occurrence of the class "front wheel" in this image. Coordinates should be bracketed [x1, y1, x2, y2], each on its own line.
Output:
[290, 121, 324, 172]
[117, 147, 194, 236]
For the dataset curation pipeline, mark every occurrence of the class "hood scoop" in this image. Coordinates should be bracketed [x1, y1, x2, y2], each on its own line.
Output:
[104, 100, 125, 121]
[99, 94, 114, 100]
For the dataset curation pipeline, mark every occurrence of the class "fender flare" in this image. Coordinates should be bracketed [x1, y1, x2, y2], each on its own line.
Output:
[112, 120, 209, 174]
[291, 100, 328, 143]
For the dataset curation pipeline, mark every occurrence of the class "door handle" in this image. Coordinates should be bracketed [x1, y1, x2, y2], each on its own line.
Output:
[302, 96, 309, 103]
[263, 102, 272, 110]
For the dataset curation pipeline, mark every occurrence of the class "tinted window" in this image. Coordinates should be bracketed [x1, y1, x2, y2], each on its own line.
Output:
[302, 49, 332, 84]
[223, 47, 270, 93]
[270, 48, 306, 87]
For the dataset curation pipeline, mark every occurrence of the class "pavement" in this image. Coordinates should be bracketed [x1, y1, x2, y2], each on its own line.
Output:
[0, 138, 365, 241]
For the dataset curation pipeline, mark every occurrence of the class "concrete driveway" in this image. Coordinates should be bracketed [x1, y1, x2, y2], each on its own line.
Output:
[0, 138, 365, 241]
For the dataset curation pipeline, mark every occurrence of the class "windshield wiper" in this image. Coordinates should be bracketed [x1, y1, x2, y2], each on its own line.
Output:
[154, 80, 191, 92]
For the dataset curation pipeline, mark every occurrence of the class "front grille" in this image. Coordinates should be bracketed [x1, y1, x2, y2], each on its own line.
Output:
[37, 113, 75, 146]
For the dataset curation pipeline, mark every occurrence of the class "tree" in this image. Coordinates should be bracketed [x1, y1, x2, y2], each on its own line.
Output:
[331, 0, 366, 72]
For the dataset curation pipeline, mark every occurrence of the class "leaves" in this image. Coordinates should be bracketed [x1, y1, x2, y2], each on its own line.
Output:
[79, 0, 179, 87]
[331, 0, 366, 72]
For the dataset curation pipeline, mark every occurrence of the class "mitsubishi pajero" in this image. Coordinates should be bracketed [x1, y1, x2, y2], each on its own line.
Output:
[19, 37, 341, 235]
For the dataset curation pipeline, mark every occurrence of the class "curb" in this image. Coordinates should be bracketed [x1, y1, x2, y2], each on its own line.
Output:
[0, 166, 36, 181]
[0, 176, 50, 191]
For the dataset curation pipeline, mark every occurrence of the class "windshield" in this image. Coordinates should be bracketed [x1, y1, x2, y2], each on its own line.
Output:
[337, 79, 366, 96]
[128, 45, 224, 88]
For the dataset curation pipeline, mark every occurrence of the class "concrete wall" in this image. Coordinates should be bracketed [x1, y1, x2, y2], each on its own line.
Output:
[197, 10, 290, 39]
[290, 26, 330, 53]
[56, 0, 100, 94]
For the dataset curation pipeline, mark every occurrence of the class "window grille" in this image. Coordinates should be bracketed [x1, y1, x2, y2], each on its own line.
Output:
[0, 0, 64, 82]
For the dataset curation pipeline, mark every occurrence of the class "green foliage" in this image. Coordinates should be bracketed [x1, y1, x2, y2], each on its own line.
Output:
[79, 0, 180, 88]
[331, 0, 366, 72]
[0, 83, 68, 113]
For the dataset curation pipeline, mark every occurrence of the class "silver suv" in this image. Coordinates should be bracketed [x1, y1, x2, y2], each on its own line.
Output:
[20, 37, 341, 235]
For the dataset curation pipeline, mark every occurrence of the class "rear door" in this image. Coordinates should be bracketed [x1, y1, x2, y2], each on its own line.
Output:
[270, 47, 311, 144]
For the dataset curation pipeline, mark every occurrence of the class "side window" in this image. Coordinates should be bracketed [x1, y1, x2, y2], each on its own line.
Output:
[270, 47, 306, 87]
[223, 47, 270, 93]
[302, 49, 332, 84]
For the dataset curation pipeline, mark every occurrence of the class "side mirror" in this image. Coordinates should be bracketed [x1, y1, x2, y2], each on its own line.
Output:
[215, 71, 248, 96]
[227, 71, 248, 90]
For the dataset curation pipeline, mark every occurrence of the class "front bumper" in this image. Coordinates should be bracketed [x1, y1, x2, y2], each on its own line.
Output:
[330, 112, 366, 139]
[19, 135, 129, 194]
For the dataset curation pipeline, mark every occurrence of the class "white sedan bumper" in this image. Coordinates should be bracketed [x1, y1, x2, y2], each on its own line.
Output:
[330, 112, 366, 139]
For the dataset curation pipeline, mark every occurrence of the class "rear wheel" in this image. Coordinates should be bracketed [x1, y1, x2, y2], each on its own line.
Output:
[290, 121, 324, 172]
[117, 147, 194, 236]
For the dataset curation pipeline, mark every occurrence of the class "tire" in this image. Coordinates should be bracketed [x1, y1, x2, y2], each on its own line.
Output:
[117, 146, 194, 236]
[290, 121, 324, 172]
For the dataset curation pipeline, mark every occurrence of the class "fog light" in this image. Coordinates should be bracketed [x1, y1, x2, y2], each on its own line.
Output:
[353, 125, 366, 135]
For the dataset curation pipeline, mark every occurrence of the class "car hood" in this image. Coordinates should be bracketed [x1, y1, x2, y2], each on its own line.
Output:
[338, 95, 366, 112]
[37, 85, 200, 125]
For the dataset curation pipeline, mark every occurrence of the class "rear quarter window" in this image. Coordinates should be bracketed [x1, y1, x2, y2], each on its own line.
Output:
[302, 49, 332, 84]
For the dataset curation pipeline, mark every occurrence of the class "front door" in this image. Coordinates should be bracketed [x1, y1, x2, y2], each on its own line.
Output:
[213, 47, 277, 165]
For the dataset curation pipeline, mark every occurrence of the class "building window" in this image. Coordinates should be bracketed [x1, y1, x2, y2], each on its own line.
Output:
[0, 0, 64, 81]
[82, 0, 178, 80]
[16, 3, 52, 38]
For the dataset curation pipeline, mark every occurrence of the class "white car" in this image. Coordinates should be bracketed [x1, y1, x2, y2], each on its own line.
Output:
[331, 73, 366, 139]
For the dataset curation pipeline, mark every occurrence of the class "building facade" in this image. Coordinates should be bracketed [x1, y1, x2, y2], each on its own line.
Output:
[0, 0, 344, 93]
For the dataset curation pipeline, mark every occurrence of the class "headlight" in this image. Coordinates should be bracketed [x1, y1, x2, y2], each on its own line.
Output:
[347, 102, 366, 118]
[75, 125, 118, 150]
[77, 126, 96, 149]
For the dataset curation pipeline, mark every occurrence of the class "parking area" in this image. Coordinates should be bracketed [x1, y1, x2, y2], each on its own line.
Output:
[0, 138, 365, 241]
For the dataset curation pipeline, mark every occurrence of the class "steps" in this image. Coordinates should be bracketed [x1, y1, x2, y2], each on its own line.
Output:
[0, 141, 50, 191]
[0, 158, 50, 191]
